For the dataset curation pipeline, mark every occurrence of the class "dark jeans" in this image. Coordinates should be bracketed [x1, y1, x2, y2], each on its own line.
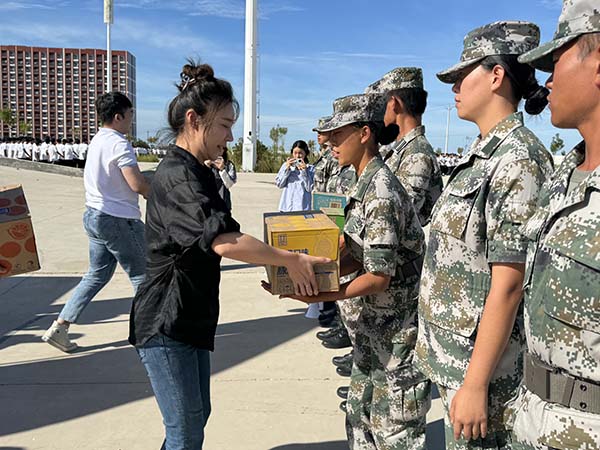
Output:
[137, 334, 211, 450]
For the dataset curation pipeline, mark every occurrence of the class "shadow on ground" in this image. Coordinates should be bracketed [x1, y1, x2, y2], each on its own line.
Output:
[0, 276, 319, 436]
[268, 419, 444, 450]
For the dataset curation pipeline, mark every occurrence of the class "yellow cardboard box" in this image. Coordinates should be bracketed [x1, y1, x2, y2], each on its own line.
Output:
[0, 185, 40, 277]
[264, 211, 340, 295]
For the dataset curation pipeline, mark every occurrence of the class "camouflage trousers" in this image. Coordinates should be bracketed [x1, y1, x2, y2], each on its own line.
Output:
[438, 386, 520, 450]
[337, 273, 362, 346]
[346, 308, 431, 450]
[505, 386, 600, 450]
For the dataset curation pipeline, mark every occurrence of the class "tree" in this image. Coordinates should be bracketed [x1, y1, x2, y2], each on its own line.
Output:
[147, 136, 158, 147]
[269, 125, 288, 154]
[307, 139, 316, 154]
[0, 107, 16, 138]
[18, 121, 32, 136]
[230, 137, 285, 173]
[456, 146, 464, 155]
[435, 147, 442, 156]
[131, 139, 150, 149]
[550, 133, 565, 155]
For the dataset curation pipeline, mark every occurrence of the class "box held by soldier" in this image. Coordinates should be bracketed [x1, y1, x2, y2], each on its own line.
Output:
[264, 211, 340, 295]
[0, 184, 40, 277]
[312, 192, 347, 210]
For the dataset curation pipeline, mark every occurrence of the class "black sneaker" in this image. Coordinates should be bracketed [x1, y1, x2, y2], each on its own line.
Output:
[339, 401, 347, 413]
[337, 386, 349, 399]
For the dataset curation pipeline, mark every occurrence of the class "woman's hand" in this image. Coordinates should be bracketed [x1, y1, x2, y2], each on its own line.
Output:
[213, 157, 225, 171]
[285, 253, 331, 296]
[204, 159, 214, 168]
[449, 384, 488, 442]
[286, 157, 296, 169]
[297, 161, 307, 171]
[261, 281, 323, 304]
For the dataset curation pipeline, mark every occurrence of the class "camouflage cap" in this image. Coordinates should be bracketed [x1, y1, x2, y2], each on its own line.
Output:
[437, 21, 541, 84]
[315, 94, 386, 133]
[519, 0, 600, 72]
[364, 67, 424, 94]
[312, 116, 332, 132]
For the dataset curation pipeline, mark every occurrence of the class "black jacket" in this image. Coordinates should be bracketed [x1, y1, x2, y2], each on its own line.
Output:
[129, 145, 240, 350]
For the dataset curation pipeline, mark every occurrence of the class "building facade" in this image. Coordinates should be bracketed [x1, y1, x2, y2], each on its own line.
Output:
[0, 45, 136, 142]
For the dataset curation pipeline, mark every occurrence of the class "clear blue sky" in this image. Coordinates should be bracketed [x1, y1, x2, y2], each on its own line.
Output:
[0, 0, 581, 152]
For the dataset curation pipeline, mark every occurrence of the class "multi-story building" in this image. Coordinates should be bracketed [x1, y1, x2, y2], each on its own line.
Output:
[0, 45, 136, 142]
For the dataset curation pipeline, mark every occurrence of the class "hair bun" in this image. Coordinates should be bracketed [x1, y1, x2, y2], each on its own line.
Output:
[524, 85, 549, 115]
[178, 61, 216, 92]
[378, 123, 399, 146]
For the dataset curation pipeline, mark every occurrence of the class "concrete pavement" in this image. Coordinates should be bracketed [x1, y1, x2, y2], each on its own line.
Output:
[0, 163, 445, 450]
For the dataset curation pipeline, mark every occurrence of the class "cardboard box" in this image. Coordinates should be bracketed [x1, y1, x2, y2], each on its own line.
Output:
[320, 207, 345, 232]
[264, 211, 340, 295]
[0, 185, 40, 277]
[312, 192, 347, 210]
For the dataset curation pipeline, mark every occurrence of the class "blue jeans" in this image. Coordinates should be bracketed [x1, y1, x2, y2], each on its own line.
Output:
[59, 207, 146, 323]
[137, 334, 211, 450]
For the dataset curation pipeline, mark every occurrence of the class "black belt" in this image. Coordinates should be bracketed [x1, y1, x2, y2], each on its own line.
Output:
[524, 353, 600, 414]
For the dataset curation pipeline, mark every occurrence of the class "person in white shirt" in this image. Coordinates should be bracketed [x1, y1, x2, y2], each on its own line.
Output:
[47, 138, 58, 163]
[62, 138, 75, 166]
[39, 137, 49, 162]
[0, 139, 7, 157]
[42, 91, 150, 352]
[78, 139, 88, 168]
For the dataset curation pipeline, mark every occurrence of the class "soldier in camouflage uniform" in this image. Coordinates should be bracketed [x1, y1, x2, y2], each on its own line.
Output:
[414, 21, 555, 449]
[365, 67, 443, 225]
[313, 116, 338, 193]
[289, 93, 431, 450]
[504, 2, 600, 448]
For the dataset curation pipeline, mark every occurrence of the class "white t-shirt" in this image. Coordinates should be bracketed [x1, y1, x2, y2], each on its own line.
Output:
[78, 143, 88, 160]
[84, 127, 140, 219]
[63, 143, 74, 160]
[39, 142, 48, 161]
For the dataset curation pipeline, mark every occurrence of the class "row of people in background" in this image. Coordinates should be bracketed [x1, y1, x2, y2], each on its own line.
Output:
[437, 152, 462, 175]
[0, 136, 88, 167]
[280, 2, 600, 450]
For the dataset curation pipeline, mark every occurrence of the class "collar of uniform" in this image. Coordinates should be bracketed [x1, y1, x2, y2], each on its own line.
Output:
[349, 156, 384, 202]
[550, 141, 600, 210]
[471, 112, 524, 159]
[397, 125, 426, 150]
[316, 147, 332, 164]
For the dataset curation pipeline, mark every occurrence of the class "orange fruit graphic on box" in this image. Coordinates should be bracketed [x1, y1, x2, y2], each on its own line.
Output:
[7, 222, 30, 240]
[0, 242, 21, 258]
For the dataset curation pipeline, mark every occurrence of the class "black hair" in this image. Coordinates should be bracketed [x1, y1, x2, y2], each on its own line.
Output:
[168, 59, 239, 141]
[95, 91, 133, 125]
[387, 88, 428, 117]
[290, 139, 310, 163]
[353, 122, 399, 147]
[480, 55, 548, 115]
[74, 138, 80, 144]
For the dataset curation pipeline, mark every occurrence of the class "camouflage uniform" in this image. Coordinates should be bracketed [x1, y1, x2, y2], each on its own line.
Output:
[365, 67, 443, 226]
[313, 115, 338, 193]
[504, 2, 600, 448]
[318, 94, 431, 450]
[381, 126, 442, 226]
[313, 147, 338, 193]
[415, 114, 554, 449]
[325, 162, 362, 346]
[415, 22, 555, 450]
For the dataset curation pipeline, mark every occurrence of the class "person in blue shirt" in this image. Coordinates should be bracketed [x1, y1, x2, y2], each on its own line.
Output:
[276, 140, 315, 211]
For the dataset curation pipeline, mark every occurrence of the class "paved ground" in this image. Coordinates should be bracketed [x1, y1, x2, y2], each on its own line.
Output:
[0, 163, 445, 450]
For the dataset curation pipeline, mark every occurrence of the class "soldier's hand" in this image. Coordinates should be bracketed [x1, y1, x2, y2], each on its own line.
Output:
[449, 384, 488, 441]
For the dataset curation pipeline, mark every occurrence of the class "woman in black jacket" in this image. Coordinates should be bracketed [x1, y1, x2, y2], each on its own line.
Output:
[129, 60, 327, 450]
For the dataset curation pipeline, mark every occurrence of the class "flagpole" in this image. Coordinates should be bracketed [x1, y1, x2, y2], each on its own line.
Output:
[242, 0, 258, 172]
[104, 0, 114, 93]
